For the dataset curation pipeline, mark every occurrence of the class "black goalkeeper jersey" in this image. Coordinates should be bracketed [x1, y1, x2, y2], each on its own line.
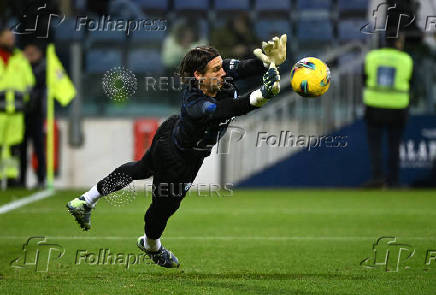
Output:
[171, 58, 265, 156]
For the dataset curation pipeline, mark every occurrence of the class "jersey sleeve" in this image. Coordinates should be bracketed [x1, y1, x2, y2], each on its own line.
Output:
[222, 58, 266, 81]
[184, 92, 259, 122]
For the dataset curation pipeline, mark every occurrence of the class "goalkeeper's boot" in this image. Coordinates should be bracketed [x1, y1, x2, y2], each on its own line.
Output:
[66, 196, 92, 231]
[137, 236, 180, 268]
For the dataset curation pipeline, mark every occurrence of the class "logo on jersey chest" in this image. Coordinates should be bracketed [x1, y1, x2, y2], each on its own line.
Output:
[184, 183, 192, 192]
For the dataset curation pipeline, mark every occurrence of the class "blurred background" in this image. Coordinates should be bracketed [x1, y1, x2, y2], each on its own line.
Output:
[0, 0, 435, 190]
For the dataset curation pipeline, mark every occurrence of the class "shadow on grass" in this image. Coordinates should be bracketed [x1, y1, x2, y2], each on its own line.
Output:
[141, 272, 369, 281]
[183, 280, 354, 295]
[137, 273, 363, 295]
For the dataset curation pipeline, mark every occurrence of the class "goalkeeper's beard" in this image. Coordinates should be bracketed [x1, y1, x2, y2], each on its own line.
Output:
[199, 78, 222, 97]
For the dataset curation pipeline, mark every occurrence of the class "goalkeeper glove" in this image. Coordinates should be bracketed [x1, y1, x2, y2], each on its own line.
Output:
[253, 34, 287, 68]
[250, 66, 280, 107]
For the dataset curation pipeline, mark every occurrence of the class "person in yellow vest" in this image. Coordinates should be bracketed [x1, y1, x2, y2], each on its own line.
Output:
[363, 34, 413, 188]
[0, 26, 35, 185]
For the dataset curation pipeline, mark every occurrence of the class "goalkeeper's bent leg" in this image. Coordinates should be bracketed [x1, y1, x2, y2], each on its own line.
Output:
[144, 179, 185, 240]
[143, 155, 204, 240]
[67, 150, 154, 230]
[84, 150, 154, 207]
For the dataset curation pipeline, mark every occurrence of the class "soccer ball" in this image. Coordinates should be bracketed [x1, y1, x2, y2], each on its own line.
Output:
[290, 57, 331, 97]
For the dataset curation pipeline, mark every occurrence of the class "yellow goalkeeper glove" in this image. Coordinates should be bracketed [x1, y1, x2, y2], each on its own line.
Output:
[253, 34, 287, 68]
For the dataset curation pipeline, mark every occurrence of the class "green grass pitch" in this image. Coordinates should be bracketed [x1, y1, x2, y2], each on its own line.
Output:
[1, 188, 436, 294]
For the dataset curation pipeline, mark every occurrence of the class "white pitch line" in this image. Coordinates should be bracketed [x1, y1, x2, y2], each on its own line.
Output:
[0, 190, 55, 214]
[0, 236, 434, 241]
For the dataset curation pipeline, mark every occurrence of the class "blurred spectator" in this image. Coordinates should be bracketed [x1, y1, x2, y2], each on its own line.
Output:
[109, 0, 146, 19]
[0, 26, 35, 186]
[87, 0, 109, 15]
[162, 19, 207, 72]
[0, 1, 26, 21]
[21, 42, 46, 188]
[362, 34, 413, 188]
[404, 30, 436, 110]
[211, 14, 259, 59]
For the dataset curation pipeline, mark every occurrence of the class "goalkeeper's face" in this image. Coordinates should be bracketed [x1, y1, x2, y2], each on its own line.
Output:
[195, 56, 226, 97]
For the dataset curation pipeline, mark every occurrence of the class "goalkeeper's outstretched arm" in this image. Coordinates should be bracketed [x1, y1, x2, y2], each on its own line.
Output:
[222, 58, 266, 81]
[185, 67, 281, 123]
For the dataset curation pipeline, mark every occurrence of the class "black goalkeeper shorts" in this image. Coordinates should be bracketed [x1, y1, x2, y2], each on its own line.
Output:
[141, 115, 205, 239]
[148, 115, 204, 186]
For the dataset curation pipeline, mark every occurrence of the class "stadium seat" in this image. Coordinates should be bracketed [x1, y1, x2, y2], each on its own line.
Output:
[255, 0, 290, 11]
[74, 0, 86, 11]
[132, 0, 168, 10]
[338, 52, 363, 73]
[130, 28, 167, 43]
[108, 0, 148, 19]
[214, 0, 250, 11]
[338, 19, 368, 41]
[295, 49, 323, 61]
[87, 30, 126, 44]
[297, 0, 331, 10]
[86, 49, 122, 73]
[174, 0, 209, 11]
[297, 20, 333, 41]
[55, 18, 84, 41]
[197, 19, 210, 39]
[7, 17, 18, 29]
[127, 49, 163, 74]
[338, 0, 368, 13]
[255, 19, 291, 40]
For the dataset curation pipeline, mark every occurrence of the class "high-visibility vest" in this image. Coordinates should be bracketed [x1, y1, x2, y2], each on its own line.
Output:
[0, 49, 35, 178]
[363, 48, 413, 109]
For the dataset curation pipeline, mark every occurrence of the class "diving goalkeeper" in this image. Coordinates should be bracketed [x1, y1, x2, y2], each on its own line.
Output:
[67, 35, 287, 268]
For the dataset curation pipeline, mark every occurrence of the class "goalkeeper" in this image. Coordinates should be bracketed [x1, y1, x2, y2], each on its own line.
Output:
[67, 35, 287, 268]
